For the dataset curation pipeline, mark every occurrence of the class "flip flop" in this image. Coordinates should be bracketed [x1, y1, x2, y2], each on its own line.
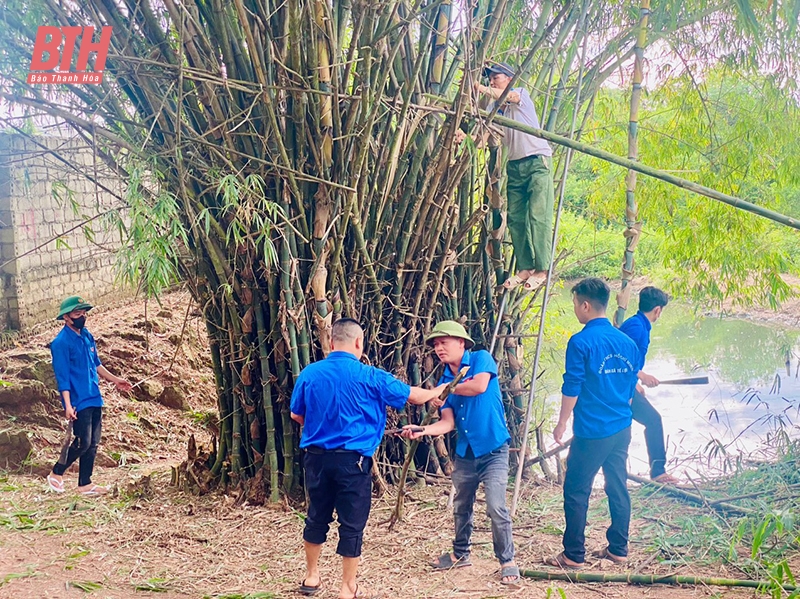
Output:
[430, 553, 472, 570]
[299, 578, 321, 596]
[341, 584, 381, 599]
[502, 274, 527, 290]
[46, 474, 65, 493]
[543, 552, 583, 570]
[500, 564, 521, 585]
[78, 484, 108, 496]
[591, 547, 628, 564]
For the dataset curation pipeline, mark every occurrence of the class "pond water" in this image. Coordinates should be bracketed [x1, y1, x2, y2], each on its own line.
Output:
[537, 288, 800, 479]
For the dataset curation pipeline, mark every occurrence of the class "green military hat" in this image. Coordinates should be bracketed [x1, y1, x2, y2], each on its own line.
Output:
[425, 320, 474, 349]
[57, 295, 93, 320]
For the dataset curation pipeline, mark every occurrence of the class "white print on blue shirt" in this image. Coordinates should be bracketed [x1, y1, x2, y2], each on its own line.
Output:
[597, 353, 635, 375]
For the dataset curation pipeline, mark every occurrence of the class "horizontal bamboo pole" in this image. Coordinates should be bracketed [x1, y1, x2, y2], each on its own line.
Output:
[521, 570, 796, 591]
[485, 111, 800, 231]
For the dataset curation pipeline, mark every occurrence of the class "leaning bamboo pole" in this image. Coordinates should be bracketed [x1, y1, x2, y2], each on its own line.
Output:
[482, 112, 800, 231]
[510, 3, 591, 517]
[614, 0, 651, 326]
[521, 570, 796, 591]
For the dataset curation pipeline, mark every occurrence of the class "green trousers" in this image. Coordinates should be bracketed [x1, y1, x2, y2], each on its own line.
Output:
[505, 154, 554, 272]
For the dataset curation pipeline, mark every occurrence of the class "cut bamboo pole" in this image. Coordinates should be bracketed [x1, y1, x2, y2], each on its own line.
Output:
[521, 570, 795, 591]
[483, 111, 800, 231]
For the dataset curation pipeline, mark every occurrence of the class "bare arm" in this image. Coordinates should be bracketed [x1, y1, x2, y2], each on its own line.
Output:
[408, 384, 448, 405]
[97, 365, 132, 391]
[61, 390, 76, 420]
[637, 371, 660, 387]
[553, 394, 578, 444]
[404, 408, 455, 439]
[475, 83, 521, 104]
[290, 412, 304, 425]
[452, 373, 490, 397]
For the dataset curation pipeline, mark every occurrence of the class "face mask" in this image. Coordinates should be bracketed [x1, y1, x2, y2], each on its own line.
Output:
[71, 316, 86, 330]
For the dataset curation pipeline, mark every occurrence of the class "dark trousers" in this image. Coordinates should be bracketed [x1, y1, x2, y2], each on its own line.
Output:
[52, 406, 102, 487]
[302, 449, 372, 558]
[631, 391, 667, 478]
[562, 427, 631, 563]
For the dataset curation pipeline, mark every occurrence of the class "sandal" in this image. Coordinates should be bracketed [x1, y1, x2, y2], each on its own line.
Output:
[299, 578, 321, 596]
[46, 474, 65, 493]
[543, 552, 583, 570]
[523, 273, 547, 291]
[502, 274, 527, 290]
[500, 564, 521, 585]
[78, 484, 108, 496]
[592, 547, 628, 564]
[340, 584, 381, 599]
[430, 553, 472, 570]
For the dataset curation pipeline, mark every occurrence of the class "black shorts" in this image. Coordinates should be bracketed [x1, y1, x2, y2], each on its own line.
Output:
[302, 449, 373, 557]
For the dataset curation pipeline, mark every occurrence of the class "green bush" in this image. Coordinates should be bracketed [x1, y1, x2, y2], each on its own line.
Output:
[555, 210, 661, 279]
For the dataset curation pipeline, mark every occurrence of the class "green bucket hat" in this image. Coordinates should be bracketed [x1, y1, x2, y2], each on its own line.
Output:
[425, 320, 474, 349]
[57, 295, 93, 320]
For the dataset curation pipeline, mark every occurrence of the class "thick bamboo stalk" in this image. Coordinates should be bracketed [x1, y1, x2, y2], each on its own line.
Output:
[521, 570, 795, 591]
[614, 0, 651, 327]
[255, 296, 280, 503]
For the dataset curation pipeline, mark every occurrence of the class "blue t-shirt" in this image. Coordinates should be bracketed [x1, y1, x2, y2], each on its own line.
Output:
[619, 310, 652, 372]
[50, 326, 103, 412]
[441, 349, 511, 458]
[561, 318, 639, 439]
[290, 351, 411, 457]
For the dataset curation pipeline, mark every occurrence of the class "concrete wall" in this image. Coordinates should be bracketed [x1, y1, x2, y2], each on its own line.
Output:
[0, 133, 127, 330]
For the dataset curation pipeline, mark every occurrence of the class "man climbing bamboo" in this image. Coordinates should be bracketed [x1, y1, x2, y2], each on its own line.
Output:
[468, 62, 555, 291]
[402, 320, 520, 585]
[290, 318, 445, 599]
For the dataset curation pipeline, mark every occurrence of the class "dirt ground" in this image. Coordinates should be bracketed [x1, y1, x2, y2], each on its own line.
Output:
[0, 291, 792, 598]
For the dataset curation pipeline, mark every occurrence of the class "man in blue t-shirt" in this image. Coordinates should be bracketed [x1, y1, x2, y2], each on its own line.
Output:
[403, 320, 520, 585]
[619, 286, 678, 484]
[290, 319, 444, 599]
[47, 296, 132, 496]
[546, 279, 639, 569]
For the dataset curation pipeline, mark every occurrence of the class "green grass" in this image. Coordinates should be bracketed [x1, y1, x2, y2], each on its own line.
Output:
[133, 577, 172, 592]
[1, 567, 38, 587]
[70, 580, 103, 592]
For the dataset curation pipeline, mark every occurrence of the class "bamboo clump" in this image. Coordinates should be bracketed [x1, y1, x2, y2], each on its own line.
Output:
[2, 0, 794, 500]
